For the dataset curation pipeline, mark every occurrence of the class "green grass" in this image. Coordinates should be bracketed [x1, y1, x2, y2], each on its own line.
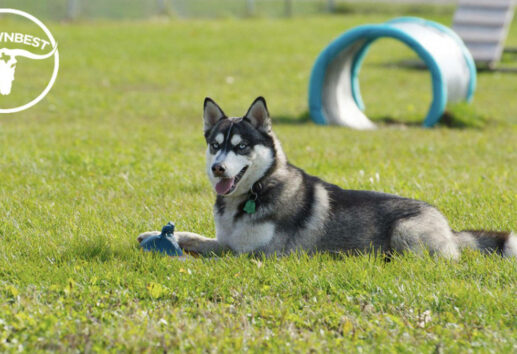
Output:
[1, 12, 517, 352]
[2, 0, 455, 20]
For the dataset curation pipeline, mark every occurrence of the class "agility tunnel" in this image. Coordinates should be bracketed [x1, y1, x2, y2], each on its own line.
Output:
[308, 17, 476, 129]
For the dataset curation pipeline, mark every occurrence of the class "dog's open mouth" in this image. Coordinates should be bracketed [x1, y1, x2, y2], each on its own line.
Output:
[215, 166, 249, 195]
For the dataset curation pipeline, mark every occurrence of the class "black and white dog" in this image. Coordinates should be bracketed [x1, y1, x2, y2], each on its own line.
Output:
[138, 97, 516, 259]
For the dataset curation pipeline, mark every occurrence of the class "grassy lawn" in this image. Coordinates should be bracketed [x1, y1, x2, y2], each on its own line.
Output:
[1, 11, 517, 352]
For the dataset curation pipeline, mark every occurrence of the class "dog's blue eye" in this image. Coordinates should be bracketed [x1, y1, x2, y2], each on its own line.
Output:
[211, 143, 220, 150]
[238, 143, 247, 150]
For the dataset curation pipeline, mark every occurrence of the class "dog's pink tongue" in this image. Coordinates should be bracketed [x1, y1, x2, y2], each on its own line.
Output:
[215, 178, 234, 195]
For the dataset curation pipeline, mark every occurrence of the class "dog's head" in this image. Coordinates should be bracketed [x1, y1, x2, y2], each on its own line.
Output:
[203, 97, 276, 197]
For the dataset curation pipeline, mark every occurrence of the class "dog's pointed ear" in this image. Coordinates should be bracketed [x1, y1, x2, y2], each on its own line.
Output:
[245, 97, 271, 133]
[203, 97, 226, 133]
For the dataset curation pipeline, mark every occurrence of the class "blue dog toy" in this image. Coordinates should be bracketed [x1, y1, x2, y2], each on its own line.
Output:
[139, 222, 183, 256]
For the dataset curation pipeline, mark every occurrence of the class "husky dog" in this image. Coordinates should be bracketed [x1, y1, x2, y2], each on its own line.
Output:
[138, 97, 516, 259]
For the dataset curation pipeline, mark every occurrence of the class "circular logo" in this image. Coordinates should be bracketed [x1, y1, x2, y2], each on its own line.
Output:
[0, 8, 59, 113]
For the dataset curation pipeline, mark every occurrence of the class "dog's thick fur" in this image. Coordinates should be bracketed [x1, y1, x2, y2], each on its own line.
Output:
[138, 97, 516, 259]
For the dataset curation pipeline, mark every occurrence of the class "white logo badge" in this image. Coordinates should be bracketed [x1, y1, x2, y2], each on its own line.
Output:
[0, 9, 59, 113]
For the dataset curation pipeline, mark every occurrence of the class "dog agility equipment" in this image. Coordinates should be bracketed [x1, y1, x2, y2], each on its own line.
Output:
[308, 17, 477, 129]
[453, 0, 515, 68]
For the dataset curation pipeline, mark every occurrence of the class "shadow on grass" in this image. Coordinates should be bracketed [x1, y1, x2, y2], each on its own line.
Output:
[272, 111, 312, 125]
[477, 66, 517, 74]
[374, 59, 428, 71]
[273, 106, 489, 130]
[374, 54, 517, 73]
[482, 50, 517, 73]
[374, 60, 517, 74]
[59, 236, 134, 263]
[373, 109, 488, 130]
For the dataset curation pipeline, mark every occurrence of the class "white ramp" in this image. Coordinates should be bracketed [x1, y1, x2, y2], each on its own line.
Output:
[453, 0, 515, 68]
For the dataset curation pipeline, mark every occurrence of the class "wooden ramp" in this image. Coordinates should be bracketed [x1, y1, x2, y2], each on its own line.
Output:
[452, 0, 516, 68]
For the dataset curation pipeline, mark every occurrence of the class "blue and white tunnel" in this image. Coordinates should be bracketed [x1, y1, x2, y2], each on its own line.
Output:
[308, 17, 476, 129]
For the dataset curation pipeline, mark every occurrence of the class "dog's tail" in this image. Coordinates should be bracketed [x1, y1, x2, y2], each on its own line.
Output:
[454, 230, 517, 257]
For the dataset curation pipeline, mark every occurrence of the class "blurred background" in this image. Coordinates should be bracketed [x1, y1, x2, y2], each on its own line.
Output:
[2, 0, 516, 124]
[3, 0, 459, 20]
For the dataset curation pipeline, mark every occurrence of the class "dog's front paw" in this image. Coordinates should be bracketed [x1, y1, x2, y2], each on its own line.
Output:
[137, 231, 160, 244]
[175, 232, 201, 251]
[175, 232, 194, 250]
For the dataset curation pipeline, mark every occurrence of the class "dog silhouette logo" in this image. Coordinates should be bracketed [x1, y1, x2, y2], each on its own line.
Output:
[0, 9, 59, 113]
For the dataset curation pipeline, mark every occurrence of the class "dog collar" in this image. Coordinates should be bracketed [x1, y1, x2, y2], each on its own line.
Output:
[243, 182, 262, 214]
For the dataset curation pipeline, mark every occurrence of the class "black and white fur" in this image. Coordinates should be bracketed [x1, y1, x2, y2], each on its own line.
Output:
[138, 97, 517, 259]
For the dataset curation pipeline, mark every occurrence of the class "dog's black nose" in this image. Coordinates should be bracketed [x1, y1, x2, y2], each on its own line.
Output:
[211, 163, 226, 177]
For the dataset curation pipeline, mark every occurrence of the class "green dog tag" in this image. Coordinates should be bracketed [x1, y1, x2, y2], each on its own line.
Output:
[243, 199, 256, 214]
